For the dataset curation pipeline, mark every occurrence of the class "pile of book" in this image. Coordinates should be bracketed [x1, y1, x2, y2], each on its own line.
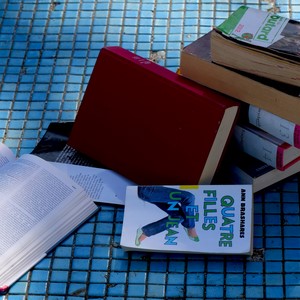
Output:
[180, 5, 300, 193]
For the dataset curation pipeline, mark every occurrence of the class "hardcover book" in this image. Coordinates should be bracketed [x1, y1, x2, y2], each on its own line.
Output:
[68, 46, 239, 185]
[179, 31, 300, 124]
[210, 6, 300, 87]
[120, 185, 253, 255]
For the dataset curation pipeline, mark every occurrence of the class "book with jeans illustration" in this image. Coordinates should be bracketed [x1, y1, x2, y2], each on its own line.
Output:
[121, 185, 253, 255]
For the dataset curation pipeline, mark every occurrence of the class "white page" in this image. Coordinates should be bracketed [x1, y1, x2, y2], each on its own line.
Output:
[52, 162, 134, 205]
[0, 154, 88, 256]
[0, 154, 98, 288]
[0, 143, 16, 167]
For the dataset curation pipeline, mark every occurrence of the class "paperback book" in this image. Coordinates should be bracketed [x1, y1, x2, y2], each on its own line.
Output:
[234, 123, 300, 171]
[179, 30, 300, 124]
[211, 6, 300, 87]
[241, 104, 300, 149]
[121, 185, 253, 255]
[215, 149, 300, 193]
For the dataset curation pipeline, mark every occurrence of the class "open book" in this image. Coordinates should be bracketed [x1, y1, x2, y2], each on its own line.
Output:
[0, 143, 99, 292]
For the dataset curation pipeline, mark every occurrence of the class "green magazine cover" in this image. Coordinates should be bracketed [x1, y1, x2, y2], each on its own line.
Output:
[217, 5, 300, 58]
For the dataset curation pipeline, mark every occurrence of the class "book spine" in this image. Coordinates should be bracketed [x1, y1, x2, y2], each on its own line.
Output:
[234, 125, 279, 169]
[294, 124, 300, 148]
[248, 105, 299, 148]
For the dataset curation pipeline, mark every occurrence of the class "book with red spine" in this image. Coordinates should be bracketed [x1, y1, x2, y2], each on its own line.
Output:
[68, 46, 239, 185]
[241, 104, 300, 149]
[234, 124, 300, 171]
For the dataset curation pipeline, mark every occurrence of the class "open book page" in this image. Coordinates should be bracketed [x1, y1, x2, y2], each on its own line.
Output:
[0, 143, 16, 166]
[0, 154, 98, 288]
[52, 162, 134, 205]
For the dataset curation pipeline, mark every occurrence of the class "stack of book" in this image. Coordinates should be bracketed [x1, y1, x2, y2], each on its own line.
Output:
[179, 5, 300, 192]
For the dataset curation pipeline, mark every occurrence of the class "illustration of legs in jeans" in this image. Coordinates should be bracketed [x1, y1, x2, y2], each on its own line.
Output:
[135, 186, 199, 246]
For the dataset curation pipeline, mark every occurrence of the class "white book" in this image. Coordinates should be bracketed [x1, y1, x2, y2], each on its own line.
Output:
[121, 185, 253, 255]
[234, 124, 300, 171]
[246, 105, 300, 149]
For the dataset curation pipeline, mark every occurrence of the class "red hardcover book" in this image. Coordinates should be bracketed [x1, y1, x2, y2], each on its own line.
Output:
[68, 46, 239, 185]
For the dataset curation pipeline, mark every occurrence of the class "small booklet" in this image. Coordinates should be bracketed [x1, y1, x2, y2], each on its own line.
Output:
[121, 185, 253, 255]
[0, 142, 99, 292]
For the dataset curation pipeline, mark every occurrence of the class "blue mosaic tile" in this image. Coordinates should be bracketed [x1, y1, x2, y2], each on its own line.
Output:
[0, 0, 299, 298]
[89, 271, 107, 284]
[206, 285, 224, 299]
[50, 270, 68, 283]
[245, 285, 264, 299]
[48, 282, 67, 295]
[147, 284, 165, 298]
[28, 282, 47, 295]
[285, 285, 300, 299]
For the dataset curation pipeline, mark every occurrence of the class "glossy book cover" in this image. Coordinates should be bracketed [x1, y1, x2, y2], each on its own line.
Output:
[121, 185, 253, 255]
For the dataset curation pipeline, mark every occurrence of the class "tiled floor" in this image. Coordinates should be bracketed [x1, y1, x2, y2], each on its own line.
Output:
[1, 0, 300, 299]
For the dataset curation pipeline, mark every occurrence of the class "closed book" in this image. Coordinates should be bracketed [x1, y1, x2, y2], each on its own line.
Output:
[234, 124, 300, 171]
[241, 104, 300, 149]
[68, 46, 239, 185]
[120, 185, 253, 255]
[217, 150, 300, 193]
[210, 6, 300, 87]
[179, 31, 300, 124]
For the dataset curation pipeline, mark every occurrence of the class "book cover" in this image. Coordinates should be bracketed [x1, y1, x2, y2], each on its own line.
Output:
[211, 6, 300, 87]
[120, 185, 253, 255]
[68, 46, 239, 185]
[234, 124, 300, 171]
[179, 31, 300, 124]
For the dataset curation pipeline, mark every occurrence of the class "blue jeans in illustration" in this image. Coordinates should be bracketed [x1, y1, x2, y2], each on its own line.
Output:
[137, 186, 197, 237]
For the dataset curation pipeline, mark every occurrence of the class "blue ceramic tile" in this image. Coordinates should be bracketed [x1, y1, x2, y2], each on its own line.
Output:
[285, 285, 300, 299]
[128, 272, 147, 284]
[72, 258, 90, 270]
[206, 285, 224, 299]
[28, 282, 47, 295]
[265, 261, 283, 273]
[48, 282, 67, 295]
[70, 271, 88, 283]
[68, 283, 86, 296]
[50, 270, 69, 282]
[8, 282, 27, 294]
[245, 285, 264, 299]
[1, 0, 299, 298]
[147, 284, 165, 298]
[89, 271, 108, 283]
